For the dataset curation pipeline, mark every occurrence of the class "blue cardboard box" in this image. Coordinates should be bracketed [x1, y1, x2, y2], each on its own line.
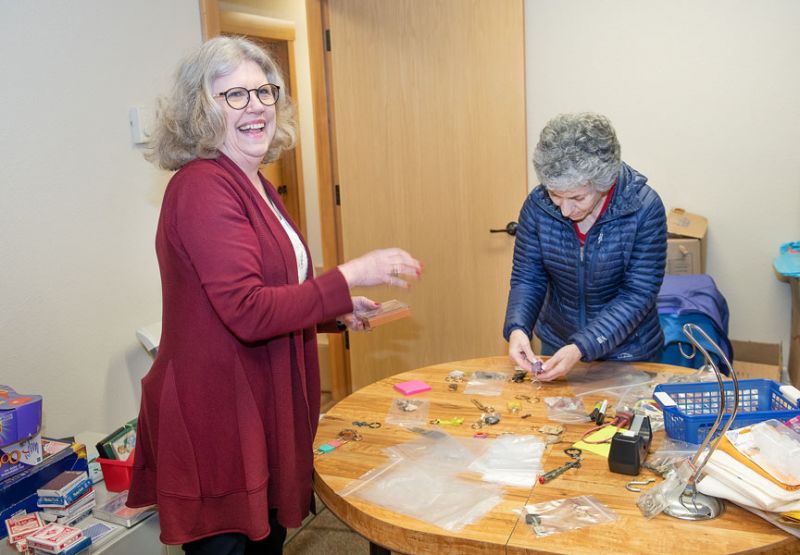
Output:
[0, 385, 43, 446]
[0, 439, 88, 539]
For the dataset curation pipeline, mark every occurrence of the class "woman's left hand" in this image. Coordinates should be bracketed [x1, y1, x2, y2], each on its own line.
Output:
[537, 344, 583, 381]
[341, 296, 380, 331]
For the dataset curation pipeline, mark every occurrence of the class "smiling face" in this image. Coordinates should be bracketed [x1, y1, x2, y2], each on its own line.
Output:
[213, 60, 276, 176]
[546, 183, 606, 222]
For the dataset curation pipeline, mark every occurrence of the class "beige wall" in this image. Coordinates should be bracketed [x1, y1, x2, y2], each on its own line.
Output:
[0, 1, 201, 437]
[525, 0, 800, 361]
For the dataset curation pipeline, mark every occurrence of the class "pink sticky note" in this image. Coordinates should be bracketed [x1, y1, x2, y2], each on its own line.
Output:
[393, 380, 432, 396]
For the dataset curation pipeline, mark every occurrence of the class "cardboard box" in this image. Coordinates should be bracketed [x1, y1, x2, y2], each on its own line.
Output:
[666, 208, 708, 275]
[0, 433, 43, 481]
[667, 238, 702, 275]
[0, 385, 43, 446]
[731, 340, 782, 381]
[0, 440, 88, 539]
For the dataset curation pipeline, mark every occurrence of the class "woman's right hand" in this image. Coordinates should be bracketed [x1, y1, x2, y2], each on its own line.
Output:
[508, 328, 540, 373]
[338, 248, 422, 288]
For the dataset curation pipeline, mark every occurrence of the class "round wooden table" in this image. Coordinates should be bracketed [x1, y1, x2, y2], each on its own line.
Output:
[313, 356, 799, 554]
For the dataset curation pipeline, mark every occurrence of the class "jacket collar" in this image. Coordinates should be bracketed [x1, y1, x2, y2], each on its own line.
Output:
[532, 162, 645, 225]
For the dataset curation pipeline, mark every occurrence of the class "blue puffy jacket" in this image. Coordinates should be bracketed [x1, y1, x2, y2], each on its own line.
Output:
[503, 163, 667, 362]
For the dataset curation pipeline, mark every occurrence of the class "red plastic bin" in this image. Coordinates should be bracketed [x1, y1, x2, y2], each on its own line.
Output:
[97, 448, 135, 492]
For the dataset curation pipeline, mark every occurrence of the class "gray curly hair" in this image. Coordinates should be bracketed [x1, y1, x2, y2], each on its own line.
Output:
[532, 112, 621, 192]
[146, 36, 296, 170]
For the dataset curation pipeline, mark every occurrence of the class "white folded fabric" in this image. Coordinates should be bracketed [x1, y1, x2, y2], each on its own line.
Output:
[697, 450, 800, 512]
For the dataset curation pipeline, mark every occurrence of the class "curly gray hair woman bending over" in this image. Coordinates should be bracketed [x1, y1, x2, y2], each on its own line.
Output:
[504, 112, 667, 381]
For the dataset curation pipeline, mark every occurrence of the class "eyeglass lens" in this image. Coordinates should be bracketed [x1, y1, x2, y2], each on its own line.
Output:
[223, 84, 280, 109]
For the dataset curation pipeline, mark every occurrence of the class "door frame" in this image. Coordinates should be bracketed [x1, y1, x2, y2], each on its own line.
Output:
[306, 0, 351, 400]
[200, 0, 308, 238]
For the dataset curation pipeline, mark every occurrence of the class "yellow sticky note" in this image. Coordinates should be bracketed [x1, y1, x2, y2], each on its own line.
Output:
[573, 426, 621, 458]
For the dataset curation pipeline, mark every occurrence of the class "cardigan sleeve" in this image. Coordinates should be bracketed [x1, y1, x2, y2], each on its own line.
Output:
[168, 169, 353, 343]
[569, 191, 667, 361]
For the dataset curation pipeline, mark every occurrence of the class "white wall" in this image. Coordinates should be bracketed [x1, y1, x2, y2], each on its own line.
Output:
[525, 0, 800, 360]
[221, 0, 324, 265]
[0, 1, 201, 437]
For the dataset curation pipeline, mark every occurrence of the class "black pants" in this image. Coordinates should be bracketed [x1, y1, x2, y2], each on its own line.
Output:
[182, 509, 287, 555]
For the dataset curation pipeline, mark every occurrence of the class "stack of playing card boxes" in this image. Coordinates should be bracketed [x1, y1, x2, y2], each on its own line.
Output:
[36, 471, 94, 526]
[25, 522, 91, 555]
[5, 511, 45, 552]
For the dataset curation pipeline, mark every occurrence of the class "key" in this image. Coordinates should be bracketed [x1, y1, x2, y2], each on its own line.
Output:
[538, 447, 582, 484]
[538, 459, 581, 484]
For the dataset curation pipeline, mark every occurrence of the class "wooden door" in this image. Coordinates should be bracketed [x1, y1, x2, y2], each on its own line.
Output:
[326, 0, 528, 390]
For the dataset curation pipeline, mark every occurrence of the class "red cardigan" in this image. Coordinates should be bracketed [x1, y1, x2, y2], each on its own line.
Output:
[126, 154, 352, 544]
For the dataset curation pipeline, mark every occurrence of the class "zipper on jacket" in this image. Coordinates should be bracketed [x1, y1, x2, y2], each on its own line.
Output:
[578, 245, 587, 329]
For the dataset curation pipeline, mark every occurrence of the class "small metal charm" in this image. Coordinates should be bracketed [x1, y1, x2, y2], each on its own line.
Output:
[445, 370, 465, 383]
[397, 399, 420, 412]
[481, 412, 501, 425]
[351, 421, 382, 428]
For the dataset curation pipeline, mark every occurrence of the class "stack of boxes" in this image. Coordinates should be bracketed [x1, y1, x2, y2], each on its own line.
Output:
[36, 470, 95, 526]
[0, 386, 44, 482]
[666, 207, 707, 276]
[5, 512, 45, 552]
[0, 385, 90, 547]
[25, 522, 91, 555]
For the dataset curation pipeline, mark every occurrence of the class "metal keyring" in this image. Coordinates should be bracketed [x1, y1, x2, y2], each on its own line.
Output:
[564, 447, 582, 459]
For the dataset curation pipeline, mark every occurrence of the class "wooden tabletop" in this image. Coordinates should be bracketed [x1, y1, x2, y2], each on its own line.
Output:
[313, 356, 799, 554]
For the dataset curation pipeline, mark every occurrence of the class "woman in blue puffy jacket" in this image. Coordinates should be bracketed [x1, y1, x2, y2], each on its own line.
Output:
[504, 113, 667, 381]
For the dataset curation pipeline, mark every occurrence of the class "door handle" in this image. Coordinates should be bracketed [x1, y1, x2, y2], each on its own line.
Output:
[489, 222, 518, 236]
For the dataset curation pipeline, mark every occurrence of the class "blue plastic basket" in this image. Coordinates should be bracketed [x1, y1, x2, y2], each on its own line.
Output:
[653, 379, 800, 444]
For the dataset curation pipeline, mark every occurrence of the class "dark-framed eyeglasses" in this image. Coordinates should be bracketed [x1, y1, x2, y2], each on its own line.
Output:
[214, 83, 280, 110]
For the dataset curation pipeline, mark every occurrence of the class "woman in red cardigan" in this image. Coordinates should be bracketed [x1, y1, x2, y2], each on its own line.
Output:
[126, 37, 421, 554]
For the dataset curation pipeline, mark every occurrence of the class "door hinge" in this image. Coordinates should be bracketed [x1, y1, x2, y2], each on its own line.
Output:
[334, 184, 341, 206]
[344, 330, 349, 350]
[325, 29, 331, 51]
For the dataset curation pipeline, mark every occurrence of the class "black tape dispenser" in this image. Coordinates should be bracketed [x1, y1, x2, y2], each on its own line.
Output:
[608, 414, 652, 475]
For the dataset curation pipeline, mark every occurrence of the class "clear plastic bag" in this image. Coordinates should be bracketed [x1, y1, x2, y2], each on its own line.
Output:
[613, 383, 665, 431]
[463, 371, 508, 396]
[340, 451, 502, 531]
[636, 458, 694, 519]
[729, 419, 800, 485]
[644, 437, 697, 476]
[385, 398, 430, 427]
[523, 496, 617, 537]
[385, 431, 487, 472]
[543, 396, 590, 423]
[567, 362, 656, 398]
[467, 435, 545, 487]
